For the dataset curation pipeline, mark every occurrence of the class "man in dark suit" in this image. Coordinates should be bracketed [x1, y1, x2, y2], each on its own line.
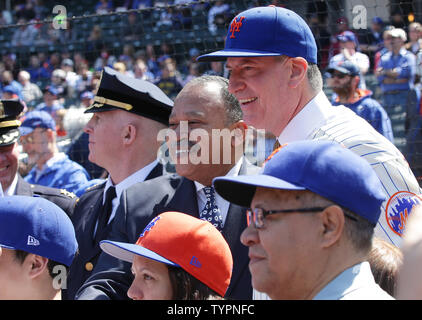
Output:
[65, 67, 173, 299]
[76, 75, 259, 300]
[0, 99, 77, 215]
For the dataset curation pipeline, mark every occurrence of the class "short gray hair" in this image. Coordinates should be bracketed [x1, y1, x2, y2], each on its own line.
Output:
[308, 193, 374, 254]
[185, 75, 243, 125]
[306, 63, 323, 93]
[276, 56, 322, 93]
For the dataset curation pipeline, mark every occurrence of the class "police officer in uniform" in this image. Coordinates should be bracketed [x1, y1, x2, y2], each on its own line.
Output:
[66, 67, 173, 299]
[0, 99, 78, 216]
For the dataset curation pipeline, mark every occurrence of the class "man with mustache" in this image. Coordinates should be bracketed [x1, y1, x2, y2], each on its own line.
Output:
[65, 67, 173, 299]
[75, 75, 259, 300]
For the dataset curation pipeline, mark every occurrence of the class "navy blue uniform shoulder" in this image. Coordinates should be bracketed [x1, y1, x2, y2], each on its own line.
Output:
[30, 184, 78, 217]
[83, 180, 107, 194]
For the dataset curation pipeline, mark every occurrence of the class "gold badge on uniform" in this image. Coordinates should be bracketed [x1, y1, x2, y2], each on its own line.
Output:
[60, 189, 76, 199]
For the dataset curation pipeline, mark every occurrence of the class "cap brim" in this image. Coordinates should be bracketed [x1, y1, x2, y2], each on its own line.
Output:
[213, 174, 305, 207]
[18, 126, 34, 136]
[100, 240, 180, 267]
[84, 104, 118, 114]
[0, 243, 16, 250]
[197, 49, 282, 62]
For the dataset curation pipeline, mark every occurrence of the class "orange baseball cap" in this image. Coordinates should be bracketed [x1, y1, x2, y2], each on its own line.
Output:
[100, 211, 233, 297]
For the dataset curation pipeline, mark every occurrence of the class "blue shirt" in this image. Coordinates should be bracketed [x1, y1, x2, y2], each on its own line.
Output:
[377, 48, 416, 92]
[313, 262, 394, 300]
[35, 101, 64, 118]
[332, 89, 394, 142]
[25, 153, 90, 194]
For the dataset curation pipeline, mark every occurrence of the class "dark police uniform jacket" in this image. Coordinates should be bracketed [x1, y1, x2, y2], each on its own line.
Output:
[15, 174, 78, 218]
[65, 163, 164, 299]
[76, 158, 259, 300]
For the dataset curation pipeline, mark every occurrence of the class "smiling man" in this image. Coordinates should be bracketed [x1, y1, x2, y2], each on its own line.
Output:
[75, 75, 259, 300]
[214, 140, 394, 300]
[198, 6, 421, 248]
[66, 67, 173, 299]
[0, 99, 77, 216]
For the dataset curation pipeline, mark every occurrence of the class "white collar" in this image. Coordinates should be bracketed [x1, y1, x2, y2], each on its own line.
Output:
[194, 157, 243, 192]
[104, 159, 158, 202]
[5, 173, 18, 196]
[277, 91, 334, 144]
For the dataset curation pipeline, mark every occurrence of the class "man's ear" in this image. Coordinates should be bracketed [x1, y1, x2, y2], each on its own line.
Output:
[230, 120, 247, 148]
[25, 254, 49, 280]
[319, 205, 345, 248]
[288, 57, 308, 89]
[122, 124, 137, 145]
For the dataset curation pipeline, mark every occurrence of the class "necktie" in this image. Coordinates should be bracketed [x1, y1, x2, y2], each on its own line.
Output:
[200, 186, 223, 232]
[94, 186, 116, 244]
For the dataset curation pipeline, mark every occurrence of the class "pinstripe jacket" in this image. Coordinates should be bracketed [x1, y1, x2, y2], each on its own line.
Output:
[278, 91, 421, 247]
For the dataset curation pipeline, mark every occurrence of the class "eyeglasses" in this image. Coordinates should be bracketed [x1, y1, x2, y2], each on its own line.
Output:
[246, 206, 358, 229]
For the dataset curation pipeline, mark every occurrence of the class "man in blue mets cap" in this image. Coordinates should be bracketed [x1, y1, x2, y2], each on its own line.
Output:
[213, 140, 394, 300]
[198, 6, 421, 250]
[0, 195, 78, 299]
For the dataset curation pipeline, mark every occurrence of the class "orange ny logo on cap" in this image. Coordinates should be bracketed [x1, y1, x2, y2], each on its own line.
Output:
[229, 16, 245, 38]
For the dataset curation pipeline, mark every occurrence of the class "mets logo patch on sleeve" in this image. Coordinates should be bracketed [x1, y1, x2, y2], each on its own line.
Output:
[385, 191, 422, 237]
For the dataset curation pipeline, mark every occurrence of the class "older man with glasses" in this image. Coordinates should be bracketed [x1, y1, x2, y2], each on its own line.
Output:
[213, 140, 395, 300]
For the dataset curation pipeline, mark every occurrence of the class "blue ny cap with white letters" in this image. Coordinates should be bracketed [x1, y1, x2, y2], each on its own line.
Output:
[197, 6, 317, 64]
[0, 195, 78, 266]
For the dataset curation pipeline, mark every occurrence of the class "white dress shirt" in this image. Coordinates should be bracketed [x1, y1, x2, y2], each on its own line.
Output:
[101, 160, 159, 227]
[5, 174, 18, 196]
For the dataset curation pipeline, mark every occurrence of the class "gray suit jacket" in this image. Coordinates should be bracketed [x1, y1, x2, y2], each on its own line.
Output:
[76, 158, 260, 300]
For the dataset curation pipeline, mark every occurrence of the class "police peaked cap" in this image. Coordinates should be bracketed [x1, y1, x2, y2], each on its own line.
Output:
[85, 67, 173, 125]
[0, 99, 25, 146]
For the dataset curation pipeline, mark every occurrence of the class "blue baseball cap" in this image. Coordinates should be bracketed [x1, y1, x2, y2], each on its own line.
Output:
[327, 61, 360, 76]
[372, 16, 384, 25]
[213, 140, 386, 225]
[0, 196, 78, 266]
[2, 85, 18, 95]
[19, 110, 56, 136]
[197, 6, 317, 64]
[337, 31, 358, 45]
[43, 85, 59, 96]
[80, 91, 94, 100]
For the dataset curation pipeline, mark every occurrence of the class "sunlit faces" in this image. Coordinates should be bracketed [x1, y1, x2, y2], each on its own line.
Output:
[19, 128, 49, 166]
[0, 142, 19, 191]
[240, 188, 321, 299]
[84, 110, 129, 169]
[166, 82, 241, 182]
[127, 255, 173, 300]
[226, 56, 295, 136]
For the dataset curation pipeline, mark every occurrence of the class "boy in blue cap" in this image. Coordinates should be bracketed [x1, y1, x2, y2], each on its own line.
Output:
[0, 195, 78, 299]
[213, 140, 395, 300]
[198, 5, 421, 249]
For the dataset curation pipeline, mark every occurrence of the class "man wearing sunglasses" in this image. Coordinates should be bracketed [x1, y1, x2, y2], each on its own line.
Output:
[214, 140, 395, 300]
[327, 61, 393, 141]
